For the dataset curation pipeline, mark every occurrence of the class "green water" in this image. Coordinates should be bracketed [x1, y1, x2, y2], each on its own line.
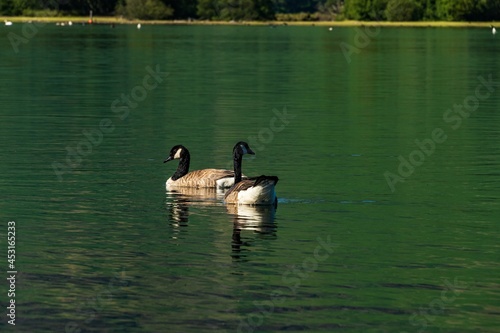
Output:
[1, 24, 499, 332]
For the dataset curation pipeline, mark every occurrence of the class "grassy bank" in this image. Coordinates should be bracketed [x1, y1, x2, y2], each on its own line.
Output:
[1, 16, 497, 28]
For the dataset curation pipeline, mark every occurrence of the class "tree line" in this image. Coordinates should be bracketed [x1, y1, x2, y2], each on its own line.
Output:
[345, 0, 500, 21]
[0, 0, 499, 21]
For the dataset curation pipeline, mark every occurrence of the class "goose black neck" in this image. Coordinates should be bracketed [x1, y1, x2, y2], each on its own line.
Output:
[233, 151, 243, 184]
[172, 151, 190, 180]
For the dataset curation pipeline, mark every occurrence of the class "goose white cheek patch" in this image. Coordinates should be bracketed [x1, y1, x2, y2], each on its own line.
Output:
[174, 148, 183, 159]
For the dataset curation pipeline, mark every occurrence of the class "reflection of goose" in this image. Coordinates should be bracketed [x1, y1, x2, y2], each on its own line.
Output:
[165, 188, 218, 238]
[164, 145, 241, 190]
[166, 187, 225, 239]
[227, 204, 276, 231]
[4, 20, 13, 26]
[165, 192, 190, 240]
[224, 142, 278, 206]
[167, 198, 190, 226]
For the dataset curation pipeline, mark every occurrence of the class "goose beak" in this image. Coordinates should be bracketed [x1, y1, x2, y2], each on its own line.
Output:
[164, 156, 173, 163]
[248, 148, 255, 155]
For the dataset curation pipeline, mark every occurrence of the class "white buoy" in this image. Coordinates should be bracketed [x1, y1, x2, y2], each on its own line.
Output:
[491, 25, 496, 35]
[68, 21, 73, 26]
[328, 27, 333, 31]
[137, 23, 141, 29]
[4, 20, 13, 26]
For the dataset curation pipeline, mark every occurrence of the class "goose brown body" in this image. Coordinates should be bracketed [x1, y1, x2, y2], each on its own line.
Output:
[164, 145, 239, 189]
[166, 168, 235, 188]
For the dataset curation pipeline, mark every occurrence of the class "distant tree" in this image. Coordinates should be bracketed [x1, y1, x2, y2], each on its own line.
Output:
[422, 0, 437, 20]
[2, 0, 499, 21]
[56, 0, 119, 15]
[277, 0, 322, 13]
[166, 0, 198, 19]
[117, 0, 174, 19]
[197, 0, 275, 21]
[344, 0, 388, 20]
[85, 0, 120, 15]
[0, 0, 15, 15]
[10, 0, 42, 15]
[197, 0, 220, 19]
[255, 0, 276, 19]
[447, 0, 477, 20]
[477, 0, 500, 21]
[434, 0, 453, 20]
[435, 0, 481, 20]
[326, 0, 345, 14]
[385, 0, 423, 21]
[446, 0, 500, 21]
[344, 0, 368, 20]
[317, 0, 344, 19]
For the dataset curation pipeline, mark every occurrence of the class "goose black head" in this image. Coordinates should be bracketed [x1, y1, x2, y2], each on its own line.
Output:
[164, 145, 188, 163]
[233, 141, 255, 158]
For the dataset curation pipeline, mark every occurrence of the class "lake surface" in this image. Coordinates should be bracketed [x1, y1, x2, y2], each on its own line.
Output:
[1, 24, 499, 332]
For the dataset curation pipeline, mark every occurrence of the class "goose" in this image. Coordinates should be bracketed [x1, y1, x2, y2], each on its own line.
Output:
[164, 145, 240, 189]
[224, 141, 278, 206]
[4, 20, 13, 26]
[491, 25, 496, 35]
